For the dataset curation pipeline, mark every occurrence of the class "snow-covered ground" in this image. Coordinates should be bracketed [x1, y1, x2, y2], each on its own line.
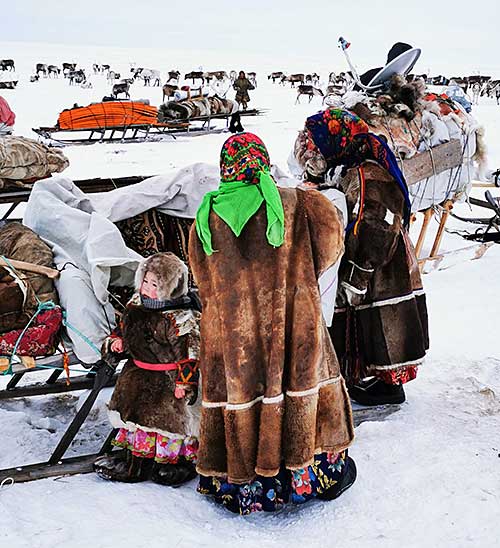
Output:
[1, 42, 500, 548]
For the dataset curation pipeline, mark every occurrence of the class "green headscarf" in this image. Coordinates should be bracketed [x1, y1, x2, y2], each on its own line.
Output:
[195, 133, 285, 255]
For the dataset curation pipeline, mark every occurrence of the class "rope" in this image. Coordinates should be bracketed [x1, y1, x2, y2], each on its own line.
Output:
[353, 167, 366, 236]
[62, 311, 101, 356]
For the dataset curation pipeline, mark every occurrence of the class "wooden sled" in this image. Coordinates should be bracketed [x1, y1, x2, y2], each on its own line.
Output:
[32, 109, 263, 145]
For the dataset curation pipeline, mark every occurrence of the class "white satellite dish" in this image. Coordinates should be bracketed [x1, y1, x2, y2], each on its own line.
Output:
[365, 48, 422, 91]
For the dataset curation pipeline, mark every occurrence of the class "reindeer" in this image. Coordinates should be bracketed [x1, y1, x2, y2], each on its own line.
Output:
[296, 84, 324, 104]
[112, 81, 130, 99]
[133, 68, 161, 86]
[69, 69, 86, 85]
[229, 70, 237, 83]
[167, 70, 180, 83]
[0, 59, 15, 71]
[205, 71, 227, 82]
[36, 63, 48, 77]
[47, 65, 61, 78]
[323, 84, 345, 104]
[248, 72, 257, 88]
[107, 70, 121, 83]
[184, 71, 205, 85]
[281, 73, 304, 87]
[162, 83, 179, 101]
[268, 71, 284, 83]
[62, 63, 77, 77]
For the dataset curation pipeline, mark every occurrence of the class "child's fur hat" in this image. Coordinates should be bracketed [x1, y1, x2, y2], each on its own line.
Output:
[134, 252, 188, 301]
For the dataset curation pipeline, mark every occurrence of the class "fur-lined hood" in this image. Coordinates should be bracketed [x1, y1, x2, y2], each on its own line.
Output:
[134, 252, 188, 301]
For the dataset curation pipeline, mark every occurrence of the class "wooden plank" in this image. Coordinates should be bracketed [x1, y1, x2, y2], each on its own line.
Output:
[401, 139, 463, 186]
[0, 257, 59, 279]
[364, 140, 463, 186]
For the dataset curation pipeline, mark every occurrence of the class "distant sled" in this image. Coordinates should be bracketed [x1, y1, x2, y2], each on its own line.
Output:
[32, 100, 263, 145]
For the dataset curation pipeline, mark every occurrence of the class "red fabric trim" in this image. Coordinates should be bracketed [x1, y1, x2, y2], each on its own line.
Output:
[133, 359, 178, 371]
[376, 365, 418, 385]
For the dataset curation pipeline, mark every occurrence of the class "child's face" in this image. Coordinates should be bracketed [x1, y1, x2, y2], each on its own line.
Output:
[140, 271, 159, 299]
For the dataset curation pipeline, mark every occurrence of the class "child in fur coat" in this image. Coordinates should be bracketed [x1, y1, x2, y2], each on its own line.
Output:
[94, 252, 201, 486]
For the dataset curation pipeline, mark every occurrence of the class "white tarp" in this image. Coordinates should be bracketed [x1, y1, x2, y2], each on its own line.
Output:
[23, 162, 344, 362]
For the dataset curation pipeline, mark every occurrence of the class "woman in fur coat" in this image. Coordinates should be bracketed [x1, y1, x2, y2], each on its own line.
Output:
[189, 133, 356, 515]
[292, 108, 429, 406]
[94, 252, 201, 485]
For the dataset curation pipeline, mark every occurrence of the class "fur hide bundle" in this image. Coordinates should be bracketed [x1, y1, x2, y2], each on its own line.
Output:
[134, 252, 188, 301]
[158, 95, 237, 121]
[346, 74, 427, 124]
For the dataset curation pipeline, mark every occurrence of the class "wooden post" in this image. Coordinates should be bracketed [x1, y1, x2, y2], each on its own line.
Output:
[415, 208, 433, 258]
[429, 200, 454, 258]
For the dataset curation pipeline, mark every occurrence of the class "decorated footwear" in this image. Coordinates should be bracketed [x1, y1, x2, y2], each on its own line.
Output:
[317, 456, 357, 501]
[349, 378, 405, 406]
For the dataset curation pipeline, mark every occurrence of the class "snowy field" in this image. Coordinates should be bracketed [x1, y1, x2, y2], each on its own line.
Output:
[1, 41, 500, 548]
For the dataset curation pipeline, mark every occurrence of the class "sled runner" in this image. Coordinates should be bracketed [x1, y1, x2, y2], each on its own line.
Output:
[447, 190, 500, 244]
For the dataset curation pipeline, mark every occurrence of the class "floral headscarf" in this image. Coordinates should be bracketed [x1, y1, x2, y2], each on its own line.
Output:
[301, 108, 411, 228]
[195, 133, 285, 255]
[219, 133, 270, 182]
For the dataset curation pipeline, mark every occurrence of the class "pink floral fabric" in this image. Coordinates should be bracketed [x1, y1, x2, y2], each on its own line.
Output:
[113, 428, 198, 464]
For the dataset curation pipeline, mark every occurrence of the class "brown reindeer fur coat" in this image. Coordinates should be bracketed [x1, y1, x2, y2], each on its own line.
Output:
[189, 187, 354, 484]
[329, 163, 429, 385]
[107, 299, 200, 438]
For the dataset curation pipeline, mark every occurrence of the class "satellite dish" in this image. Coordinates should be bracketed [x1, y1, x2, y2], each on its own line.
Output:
[365, 48, 422, 91]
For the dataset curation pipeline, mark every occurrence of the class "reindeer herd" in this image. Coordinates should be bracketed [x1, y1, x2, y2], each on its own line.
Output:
[14, 61, 260, 100]
[268, 71, 353, 104]
[3, 56, 500, 110]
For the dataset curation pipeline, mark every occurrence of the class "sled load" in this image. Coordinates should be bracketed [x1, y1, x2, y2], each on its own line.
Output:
[0, 166, 218, 483]
[57, 100, 159, 130]
[33, 92, 262, 144]
[0, 136, 69, 190]
[329, 39, 488, 269]
[158, 95, 238, 121]
[33, 100, 188, 144]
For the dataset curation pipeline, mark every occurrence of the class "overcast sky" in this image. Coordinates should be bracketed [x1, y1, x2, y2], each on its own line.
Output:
[3, 0, 499, 74]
